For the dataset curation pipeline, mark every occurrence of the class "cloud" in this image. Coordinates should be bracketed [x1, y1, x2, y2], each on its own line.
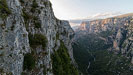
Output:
[87, 12, 122, 19]
[69, 12, 123, 27]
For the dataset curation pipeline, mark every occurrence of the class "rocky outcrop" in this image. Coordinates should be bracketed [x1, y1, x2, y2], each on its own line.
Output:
[121, 19, 133, 64]
[0, 0, 76, 75]
[79, 16, 131, 33]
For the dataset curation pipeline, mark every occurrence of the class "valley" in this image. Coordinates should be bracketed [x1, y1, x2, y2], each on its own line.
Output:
[72, 14, 133, 75]
[0, 0, 133, 75]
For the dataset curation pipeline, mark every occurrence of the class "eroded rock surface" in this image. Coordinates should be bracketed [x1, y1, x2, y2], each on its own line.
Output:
[0, 0, 76, 75]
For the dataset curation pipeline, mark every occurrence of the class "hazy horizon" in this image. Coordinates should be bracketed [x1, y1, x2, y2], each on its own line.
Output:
[50, 0, 133, 20]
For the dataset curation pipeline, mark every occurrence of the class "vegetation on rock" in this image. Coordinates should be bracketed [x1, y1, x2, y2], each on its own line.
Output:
[0, 0, 11, 19]
[33, 17, 41, 28]
[29, 33, 48, 49]
[31, 0, 38, 13]
[88, 50, 132, 75]
[52, 41, 79, 75]
[23, 53, 35, 70]
[19, 0, 24, 4]
[73, 33, 111, 74]
[73, 32, 133, 75]
[22, 8, 41, 29]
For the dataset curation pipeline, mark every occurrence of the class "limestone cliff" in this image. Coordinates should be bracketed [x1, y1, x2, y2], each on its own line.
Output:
[0, 0, 77, 75]
[79, 16, 131, 33]
[121, 19, 133, 64]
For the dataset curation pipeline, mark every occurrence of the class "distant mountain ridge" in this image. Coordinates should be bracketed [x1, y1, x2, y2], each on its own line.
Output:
[70, 13, 133, 31]
[73, 13, 133, 74]
[75, 13, 133, 63]
[69, 12, 123, 27]
[113, 13, 133, 18]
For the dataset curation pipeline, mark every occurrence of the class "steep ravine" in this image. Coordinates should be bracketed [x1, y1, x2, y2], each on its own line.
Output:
[77, 15, 133, 63]
[73, 15, 133, 75]
[0, 0, 78, 75]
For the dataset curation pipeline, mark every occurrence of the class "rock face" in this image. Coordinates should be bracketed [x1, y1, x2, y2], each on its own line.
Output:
[79, 16, 131, 33]
[121, 19, 133, 64]
[0, 0, 76, 75]
[75, 14, 133, 63]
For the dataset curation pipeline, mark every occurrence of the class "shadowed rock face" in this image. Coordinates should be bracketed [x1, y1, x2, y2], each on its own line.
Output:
[0, 0, 75, 75]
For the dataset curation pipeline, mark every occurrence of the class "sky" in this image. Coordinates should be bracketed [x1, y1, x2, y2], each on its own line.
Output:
[50, 0, 133, 20]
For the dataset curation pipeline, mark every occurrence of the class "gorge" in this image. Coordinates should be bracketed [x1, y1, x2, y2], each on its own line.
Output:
[73, 13, 133, 75]
[0, 0, 133, 75]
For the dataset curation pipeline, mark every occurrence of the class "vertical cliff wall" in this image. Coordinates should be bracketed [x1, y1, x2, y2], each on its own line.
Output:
[0, 0, 77, 75]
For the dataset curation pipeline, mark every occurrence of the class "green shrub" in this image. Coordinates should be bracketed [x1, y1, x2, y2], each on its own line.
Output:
[44, 1, 49, 6]
[49, 2, 52, 7]
[122, 42, 127, 48]
[52, 41, 79, 75]
[21, 72, 27, 75]
[43, 1, 52, 7]
[22, 9, 33, 31]
[19, 0, 24, 4]
[31, 8, 35, 13]
[56, 33, 59, 40]
[33, 17, 41, 28]
[0, 0, 11, 19]
[23, 9, 41, 29]
[29, 33, 47, 49]
[98, 30, 113, 38]
[35, 21, 41, 28]
[23, 53, 35, 70]
[31, 0, 38, 13]
[32, 0, 38, 8]
[22, 9, 32, 21]
[43, 65, 46, 75]
[11, 25, 14, 31]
